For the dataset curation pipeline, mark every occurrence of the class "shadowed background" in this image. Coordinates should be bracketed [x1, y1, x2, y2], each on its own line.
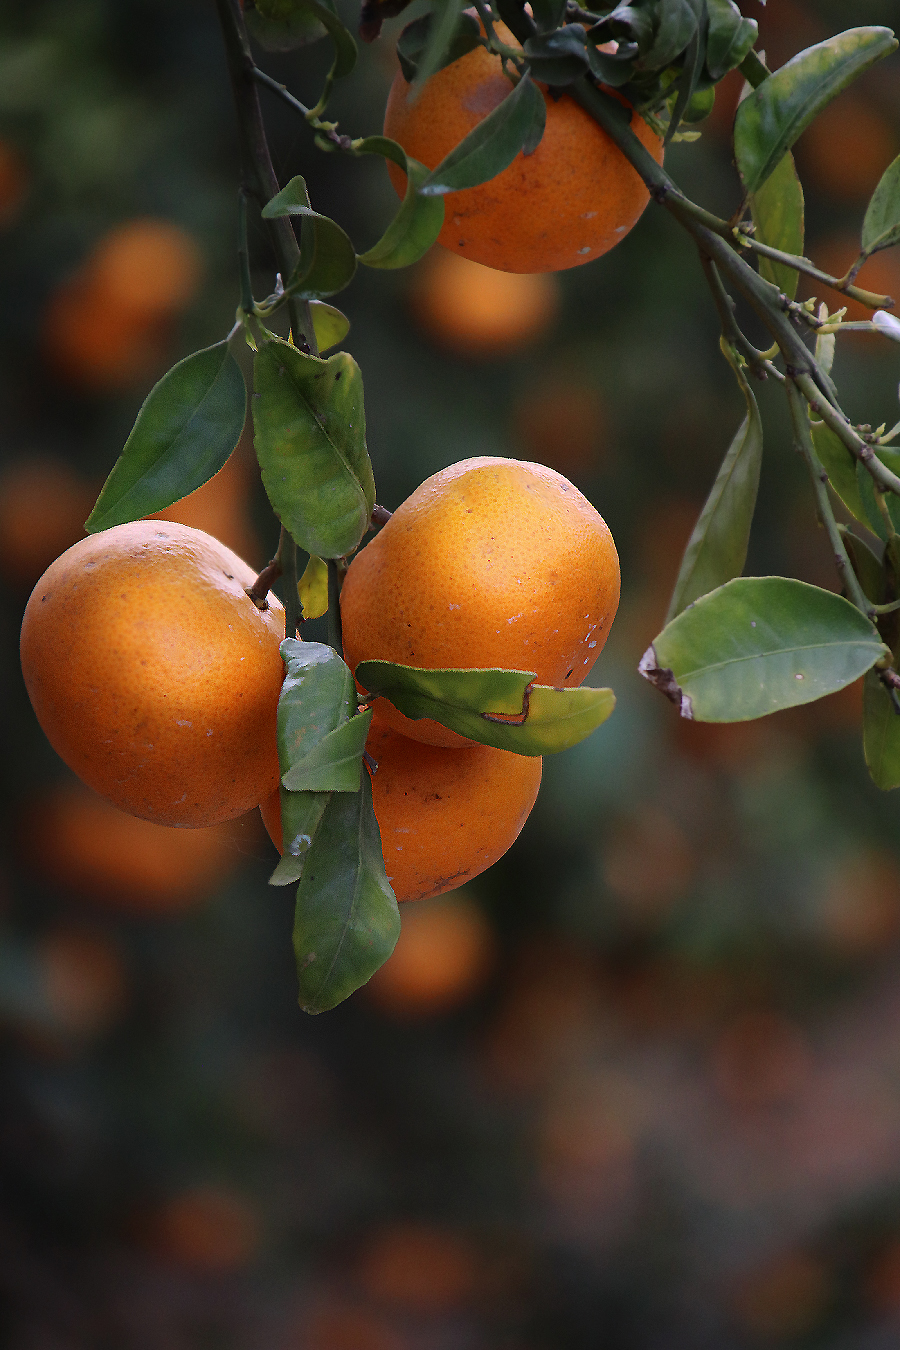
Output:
[3, 1, 900, 1345]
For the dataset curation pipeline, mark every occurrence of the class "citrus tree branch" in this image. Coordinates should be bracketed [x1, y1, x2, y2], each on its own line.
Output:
[733, 233, 894, 310]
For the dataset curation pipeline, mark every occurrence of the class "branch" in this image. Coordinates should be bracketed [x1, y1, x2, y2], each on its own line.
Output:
[733, 233, 895, 310]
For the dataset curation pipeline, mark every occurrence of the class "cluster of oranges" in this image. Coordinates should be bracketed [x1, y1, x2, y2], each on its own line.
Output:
[20, 457, 620, 908]
[17, 24, 647, 994]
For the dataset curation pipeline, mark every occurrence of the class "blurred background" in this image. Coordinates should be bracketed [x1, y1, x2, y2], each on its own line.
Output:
[2, 0, 900, 1345]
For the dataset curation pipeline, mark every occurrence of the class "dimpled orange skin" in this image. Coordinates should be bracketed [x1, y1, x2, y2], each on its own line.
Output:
[20, 521, 286, 828]
[260, 717, 542, 902]
[340, 457, 621, 748]
[383, 39, 664, 274]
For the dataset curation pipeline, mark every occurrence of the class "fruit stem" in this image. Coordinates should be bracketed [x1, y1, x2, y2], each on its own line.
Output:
[247, 555, 282, 609]
[214, 0, 319, 357]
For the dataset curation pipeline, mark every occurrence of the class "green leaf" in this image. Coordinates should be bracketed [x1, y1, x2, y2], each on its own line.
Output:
[734, 28, 897, 195]
[355, 662, 616, 754]
[750, 152, 804, 300]
[664, 9, 707, 146]
[85, 342, 245, 533]
[262, 177, 357, 300]
[310, 300, 349, 353]
[812, 421, 869, 525]
[705, 0, 757, 81]
[864, 666, 900, 789]
[843, 529, 884, 605]
[523, 27, 591, 86]
[293, 772, 400, 1014]
[282, 708, 373, 791]
[420, 75, 547, 196]
[639, 0, 700, 72]
[856, 447, 900, 542]
[530, 0, 567, 35]
[298, 553, 329, 619]
[253, 338, 374, 559]
[245, 0, 329, 50]
[269, 787, 329, 885]
[666, 358, 763, 621]
[862, 153, 900, 257]
[395, 8, 482, 83]
[357, 155, 445, 269]
[277, 637, 357, 770]
[410, 0, 466, 95]
[640, 576, 887, 721]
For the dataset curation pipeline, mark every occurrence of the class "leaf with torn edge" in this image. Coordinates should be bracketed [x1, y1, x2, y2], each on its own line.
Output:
[355, 662, 615, 754]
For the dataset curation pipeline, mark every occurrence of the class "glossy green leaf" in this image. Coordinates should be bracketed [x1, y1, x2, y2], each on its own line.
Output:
[277, 637, 356, 769]
[864, 667, 900, 789]
[269, 787, 329, 885]
[524, 26, 590, 86]
[293, 772, 399, 1014]
[640, 576, 887, 721]
[395, 8, 482, 83]
[410, 0, 465, 94]
[310, 300, 349, 353]
[262, 177, 357, 299]
[85, 342, 245, 532]
[734, 28, 897, 195]
[705, 0, 757, 81]
[750, 152, 804, 299]
[355, 662, 616, 754]
[862, 153, 900, 256]
[357, 155, 445, 269]
[298, 553, 329, 619]
[664, 10, 707, 146]
[856, 446, 900, 541]
[420, 75, 547, 196]
[642, 0, 701, 71]
[282, 708, 373, 792]
[812, 420, 868, 525]
[666, 360, 763, 621]
[253, 337, 374, 559]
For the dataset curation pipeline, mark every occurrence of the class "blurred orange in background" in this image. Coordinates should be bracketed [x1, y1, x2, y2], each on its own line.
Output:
[356, 1222, 481, 1312]
[37, 925, 128, 1043]
[0, 455, 96, 588]
[42, 218, 203, 390]
[18, 782, 250, 913]
[510, 372, 607, 477]
[601, 807, 696, 925]
[407, 247, 559, 356]
[796, 94, 897, 201]
[817, 848, 900, 956]
[365, 890, 496, 1018]
[142, 1185, 262, 1272]
[711, 1010, 812, 1113]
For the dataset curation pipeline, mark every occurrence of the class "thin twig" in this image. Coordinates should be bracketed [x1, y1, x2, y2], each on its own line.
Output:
[733, 233, 895, 311]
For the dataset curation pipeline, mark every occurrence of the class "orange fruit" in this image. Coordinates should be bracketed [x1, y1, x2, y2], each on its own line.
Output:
[20, 521, 285, 828]
[408, 247, 559, 354]
[797, 94, 897, 201]
[143, 1186, 261, 1272]
[357, 1223, 481, 1309]
[18, 782, 247, 912]
[383, 30, 664, 273]
[365, 890, 496, 1015]
[260, 716, 542, 902]
[340, 456, 620, 747]
[42, 218, 202, 390]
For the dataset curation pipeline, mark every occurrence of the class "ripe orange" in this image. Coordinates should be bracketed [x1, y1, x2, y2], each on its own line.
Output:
[20, 521, 285, 828]
[383, 32, 664, 273]
[408, 247, 559, 354]
[340, 456, 620, 747]
[260, 715, 542, 902]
